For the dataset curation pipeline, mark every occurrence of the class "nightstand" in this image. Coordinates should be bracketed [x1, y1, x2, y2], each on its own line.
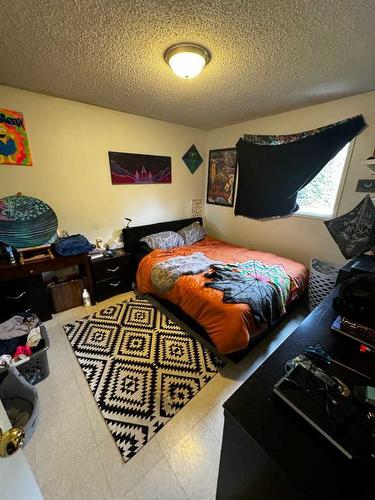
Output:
[90, 249, 133, 301]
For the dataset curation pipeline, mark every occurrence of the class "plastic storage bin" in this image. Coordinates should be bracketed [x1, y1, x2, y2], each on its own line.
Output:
[308, 259, 340, 311]
[0, 325, 50, 385]
[0, 365, 39, 446]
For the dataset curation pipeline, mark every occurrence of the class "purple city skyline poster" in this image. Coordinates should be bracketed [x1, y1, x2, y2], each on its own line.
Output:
[109, 151, 171, 184]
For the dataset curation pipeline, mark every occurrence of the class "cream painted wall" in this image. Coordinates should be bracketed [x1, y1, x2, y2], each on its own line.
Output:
[1, 84, 374, 265]
[0, 85, 206, 244]
[205, 91, 375, 266]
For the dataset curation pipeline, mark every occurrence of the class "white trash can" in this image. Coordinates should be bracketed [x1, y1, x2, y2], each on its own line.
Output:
[308, 259, 340, 311]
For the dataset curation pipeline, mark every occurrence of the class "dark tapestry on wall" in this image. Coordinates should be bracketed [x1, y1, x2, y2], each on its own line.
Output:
[324, 195, 375, 259]
[235, 115, 367, 220]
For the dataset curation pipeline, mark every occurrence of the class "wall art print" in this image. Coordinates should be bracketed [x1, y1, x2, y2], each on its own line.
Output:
[109, 151, 171, 184]
[207, 148, 237, 207]
[0, 109, 33, 166]
[191, 198, 202, 217]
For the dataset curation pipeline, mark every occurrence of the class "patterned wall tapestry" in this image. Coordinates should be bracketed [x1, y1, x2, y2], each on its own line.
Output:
[182, 144, 203, 174]
[0, 108, 32, 166]
[324, 194, 375, 259]
[0, 195, 58, 248]
[207, 148, 237, 207]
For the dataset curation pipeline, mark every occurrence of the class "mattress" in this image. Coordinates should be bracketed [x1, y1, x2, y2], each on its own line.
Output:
[136, 237, 308, 354]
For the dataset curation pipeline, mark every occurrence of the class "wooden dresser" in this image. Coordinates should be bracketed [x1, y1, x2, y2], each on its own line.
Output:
[0, 251, 94, 321]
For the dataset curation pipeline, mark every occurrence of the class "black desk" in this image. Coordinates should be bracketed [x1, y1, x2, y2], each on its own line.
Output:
[336, 254, 375, 285]
[216, 292, 375, 500]
[0, 251, 95, 321]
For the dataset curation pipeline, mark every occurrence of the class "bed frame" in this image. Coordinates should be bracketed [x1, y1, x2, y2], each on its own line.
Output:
[122, 217, 202, 271]
[122, 217, 231, 356]
[122, 217, 303, 362]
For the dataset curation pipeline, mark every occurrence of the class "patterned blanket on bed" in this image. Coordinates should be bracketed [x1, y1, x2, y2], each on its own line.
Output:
[151, 252, 219, 295]
[205, 260, 294, 325]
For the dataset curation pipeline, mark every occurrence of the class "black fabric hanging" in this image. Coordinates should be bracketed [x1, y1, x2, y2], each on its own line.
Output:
[234, 115, 366, 219]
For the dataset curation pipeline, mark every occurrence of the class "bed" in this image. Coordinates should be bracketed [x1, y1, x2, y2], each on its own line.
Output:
[123, 218, 308, 355]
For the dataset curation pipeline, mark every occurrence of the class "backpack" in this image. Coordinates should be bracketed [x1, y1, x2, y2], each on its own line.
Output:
[54, 234, 94, 256]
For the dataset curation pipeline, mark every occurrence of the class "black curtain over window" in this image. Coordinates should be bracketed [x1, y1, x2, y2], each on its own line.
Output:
[234, 115, 366, 219]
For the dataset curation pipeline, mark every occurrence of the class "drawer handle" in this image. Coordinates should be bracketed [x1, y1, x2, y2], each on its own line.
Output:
[6, 291, 27, 300]
[107, 267, 120, 273]
[109, 281, 121, 287]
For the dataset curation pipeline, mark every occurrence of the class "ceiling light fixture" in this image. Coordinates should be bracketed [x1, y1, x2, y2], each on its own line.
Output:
[164, 43, 211, 79]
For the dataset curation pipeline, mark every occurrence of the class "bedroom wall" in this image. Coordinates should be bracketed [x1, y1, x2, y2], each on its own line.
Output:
[205, 91, 375, 266]
[0, 85, 206, 244]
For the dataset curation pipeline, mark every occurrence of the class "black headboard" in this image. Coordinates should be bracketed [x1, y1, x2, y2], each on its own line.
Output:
[123, 217, 203, 279]
[122, 217, 202, 259]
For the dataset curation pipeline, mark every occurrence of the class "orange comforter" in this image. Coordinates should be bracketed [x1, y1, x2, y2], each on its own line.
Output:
[137, 237, 308, 354]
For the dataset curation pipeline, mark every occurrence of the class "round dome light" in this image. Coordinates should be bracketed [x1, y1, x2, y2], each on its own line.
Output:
[164, 43, 211, 79]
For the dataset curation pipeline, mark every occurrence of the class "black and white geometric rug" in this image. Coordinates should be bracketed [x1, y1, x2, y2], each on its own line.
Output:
[63, 296, 224, 463]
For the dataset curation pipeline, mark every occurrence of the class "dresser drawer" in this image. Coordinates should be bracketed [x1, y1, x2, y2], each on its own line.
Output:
[95, 276, 132, 301]
[0, 275, 50, 322]
[91, 255, 131, 282]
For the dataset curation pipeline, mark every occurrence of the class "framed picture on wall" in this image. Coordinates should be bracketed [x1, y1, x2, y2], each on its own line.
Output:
[0, 108, 33, 166]
[109, 151, 171, 184]
[206, 148, 237, 206]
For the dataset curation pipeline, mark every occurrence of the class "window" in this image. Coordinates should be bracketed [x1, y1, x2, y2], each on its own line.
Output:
[296, 143, 351, 219]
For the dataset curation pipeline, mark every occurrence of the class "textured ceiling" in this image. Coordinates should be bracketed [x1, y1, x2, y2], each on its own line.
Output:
[1, 0, 375, 129]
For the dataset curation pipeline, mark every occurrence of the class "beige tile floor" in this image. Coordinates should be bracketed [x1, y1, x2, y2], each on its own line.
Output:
[24, 291, 307, 500]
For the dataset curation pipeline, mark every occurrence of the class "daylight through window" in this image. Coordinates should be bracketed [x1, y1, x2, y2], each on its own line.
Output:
[296, 143, 350, 218]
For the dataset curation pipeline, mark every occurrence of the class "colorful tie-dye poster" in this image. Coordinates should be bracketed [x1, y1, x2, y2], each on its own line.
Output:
[0, 108, 32, 166]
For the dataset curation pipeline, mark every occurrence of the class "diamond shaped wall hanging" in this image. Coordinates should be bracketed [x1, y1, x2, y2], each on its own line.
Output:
[182, 144, 203, 174]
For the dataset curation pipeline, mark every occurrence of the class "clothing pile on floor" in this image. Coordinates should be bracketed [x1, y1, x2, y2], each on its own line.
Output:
[0, 313, 42, 367]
